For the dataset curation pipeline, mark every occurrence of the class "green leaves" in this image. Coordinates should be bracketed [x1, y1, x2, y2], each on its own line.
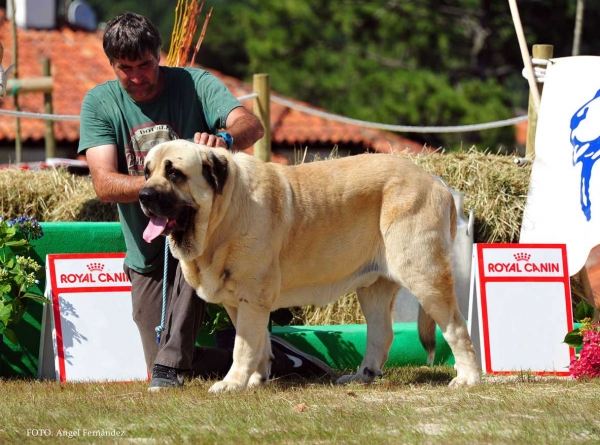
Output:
[564, 301, 596, 349]
[0, 300, 11, 324]
[574, 300, 595, 322]
[564, 329, 584, 349]
[0, 325, 17, 345]
[205, 304, 234, 335]
[0, 216, 48, 346]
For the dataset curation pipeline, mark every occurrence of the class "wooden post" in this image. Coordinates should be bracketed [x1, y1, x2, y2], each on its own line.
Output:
[9, 0, 21, 163]
[572, 0, 585, 56]
[253, 73, 271, 162]
[525, 44, 553, 159]
[5, 76, 53, 94]
[42, 58, 56, 159]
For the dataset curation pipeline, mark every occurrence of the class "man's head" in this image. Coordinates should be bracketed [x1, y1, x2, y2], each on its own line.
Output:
[103, 12, 163, 102]
[103, 12, 162, 63]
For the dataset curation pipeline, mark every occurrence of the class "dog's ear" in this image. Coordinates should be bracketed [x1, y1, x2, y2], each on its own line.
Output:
[202, 151, 229, 195]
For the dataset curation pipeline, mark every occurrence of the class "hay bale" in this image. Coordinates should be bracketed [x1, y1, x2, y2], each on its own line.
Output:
[0, 167, 118, 222]
[410, 149, 531, 244]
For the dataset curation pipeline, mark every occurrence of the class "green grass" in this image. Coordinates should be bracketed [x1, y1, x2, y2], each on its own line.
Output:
[2, 366, 600, 444]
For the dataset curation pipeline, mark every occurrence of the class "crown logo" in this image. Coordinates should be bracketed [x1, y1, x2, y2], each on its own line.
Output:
[86, 262, 105, 272]
[514, 252, 531, 262]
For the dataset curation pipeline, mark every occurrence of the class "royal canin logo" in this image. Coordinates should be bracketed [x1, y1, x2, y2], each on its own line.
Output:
[488, 252, 559, 273]
[60, 262, 129, 284]
[513, 252, 531, 262]
[86, 262, 105, 272]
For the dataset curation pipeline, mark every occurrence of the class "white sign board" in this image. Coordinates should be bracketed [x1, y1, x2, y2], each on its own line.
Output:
[39, 253, 147, 382]
[520, 56, 600, 275]
[468, 244, 574, 376]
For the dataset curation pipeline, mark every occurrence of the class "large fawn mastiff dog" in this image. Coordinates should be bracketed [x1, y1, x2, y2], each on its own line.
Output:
[139, 140, 481, 392]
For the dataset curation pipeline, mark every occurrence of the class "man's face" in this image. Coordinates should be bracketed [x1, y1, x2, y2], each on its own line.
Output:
[111, 52, 161, 102]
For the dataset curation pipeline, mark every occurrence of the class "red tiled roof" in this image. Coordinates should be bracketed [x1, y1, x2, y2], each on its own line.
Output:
[0, 16, 427, 159]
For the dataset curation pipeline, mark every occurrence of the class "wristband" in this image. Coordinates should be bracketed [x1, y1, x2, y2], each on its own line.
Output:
[216, 132, 234, 149]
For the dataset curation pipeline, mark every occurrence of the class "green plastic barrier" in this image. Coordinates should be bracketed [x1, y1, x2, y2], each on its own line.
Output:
[271, 324, 454, 370]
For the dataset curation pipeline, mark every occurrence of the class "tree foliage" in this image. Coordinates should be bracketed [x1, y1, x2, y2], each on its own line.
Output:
[84, 0, 600, 151]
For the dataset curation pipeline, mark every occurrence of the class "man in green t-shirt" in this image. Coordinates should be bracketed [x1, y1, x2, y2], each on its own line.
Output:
[78, 12, 336, 391]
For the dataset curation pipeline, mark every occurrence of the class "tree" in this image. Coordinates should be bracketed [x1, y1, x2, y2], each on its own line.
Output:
[225, 0, 516, 149]
[83, 0, 600, 151]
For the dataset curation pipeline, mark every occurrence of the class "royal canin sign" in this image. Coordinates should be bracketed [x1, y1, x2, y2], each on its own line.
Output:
[48, 254, 131, 290]
[482, 247, 566, 278]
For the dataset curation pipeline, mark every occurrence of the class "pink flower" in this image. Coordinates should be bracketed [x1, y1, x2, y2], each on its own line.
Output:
[570, 323, 600, 379]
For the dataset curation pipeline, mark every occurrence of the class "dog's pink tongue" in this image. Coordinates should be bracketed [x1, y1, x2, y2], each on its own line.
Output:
[143, 216, 168, 243]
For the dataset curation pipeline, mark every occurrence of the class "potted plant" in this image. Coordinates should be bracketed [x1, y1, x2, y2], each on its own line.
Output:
[0, 216, 48, 347]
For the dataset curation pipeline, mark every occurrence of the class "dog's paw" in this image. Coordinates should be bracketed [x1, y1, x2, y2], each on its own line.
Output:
[208, 379, 246, 393]
[335, 374, 361, 385]
[248, 372, 269, 388]
[335, 367, 382, 385]
[448, 371, 481, 387]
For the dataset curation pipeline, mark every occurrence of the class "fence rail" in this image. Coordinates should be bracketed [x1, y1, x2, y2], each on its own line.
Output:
[0, 72, 530, 164]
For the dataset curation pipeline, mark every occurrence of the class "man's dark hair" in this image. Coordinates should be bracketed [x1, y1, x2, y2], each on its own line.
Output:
[103, 12, 162, 63]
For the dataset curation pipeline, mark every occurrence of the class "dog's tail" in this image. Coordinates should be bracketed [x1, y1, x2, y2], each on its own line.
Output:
[417, 306, 436, 365]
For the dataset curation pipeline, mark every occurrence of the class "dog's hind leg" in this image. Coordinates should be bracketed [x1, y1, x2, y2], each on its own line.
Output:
[395, 253, 480, 387]
[336, 278, 399, 384]
[383, 182, 480, 386]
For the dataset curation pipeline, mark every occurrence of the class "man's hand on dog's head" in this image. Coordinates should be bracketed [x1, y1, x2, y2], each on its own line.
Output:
[193, 132, 228, 149]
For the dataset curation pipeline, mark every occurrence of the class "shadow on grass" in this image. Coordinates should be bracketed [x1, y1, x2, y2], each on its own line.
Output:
[268, 366, 455, 390]
[385, 365, 455, 386]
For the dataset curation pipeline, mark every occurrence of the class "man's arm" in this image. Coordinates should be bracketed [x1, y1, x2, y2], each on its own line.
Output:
[85, 144, 145, 203]
[194, 106, 264, 150]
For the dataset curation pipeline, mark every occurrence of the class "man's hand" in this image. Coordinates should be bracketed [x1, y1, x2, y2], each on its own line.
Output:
[194, 132, 228, 148]
[193, 107, 264, 151]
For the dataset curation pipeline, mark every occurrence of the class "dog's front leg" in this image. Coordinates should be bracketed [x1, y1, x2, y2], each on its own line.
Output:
[208, 303, 270, 393]
[248, 329, 273, 388]
[221, 304, 272, 382]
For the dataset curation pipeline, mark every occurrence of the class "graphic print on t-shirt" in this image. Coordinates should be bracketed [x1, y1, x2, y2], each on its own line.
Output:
[127, 124, 179, 175]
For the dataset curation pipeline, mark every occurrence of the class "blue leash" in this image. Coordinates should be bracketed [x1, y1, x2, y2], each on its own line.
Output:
[155, 238, 169, 343]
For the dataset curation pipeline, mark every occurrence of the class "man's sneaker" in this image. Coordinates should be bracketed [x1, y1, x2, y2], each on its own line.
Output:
[270, 335, 338, 380]
[148, 364, 185, 392]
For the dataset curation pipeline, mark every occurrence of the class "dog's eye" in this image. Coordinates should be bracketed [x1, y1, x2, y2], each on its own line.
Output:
[166, 167, 185, 182]
[144, 166, 150, 180]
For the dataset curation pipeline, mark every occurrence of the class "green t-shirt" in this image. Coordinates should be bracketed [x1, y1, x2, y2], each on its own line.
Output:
[78, 67, 241, 273]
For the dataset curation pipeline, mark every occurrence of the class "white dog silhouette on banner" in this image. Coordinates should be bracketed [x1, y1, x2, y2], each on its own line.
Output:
[521, 56, 600, 275]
